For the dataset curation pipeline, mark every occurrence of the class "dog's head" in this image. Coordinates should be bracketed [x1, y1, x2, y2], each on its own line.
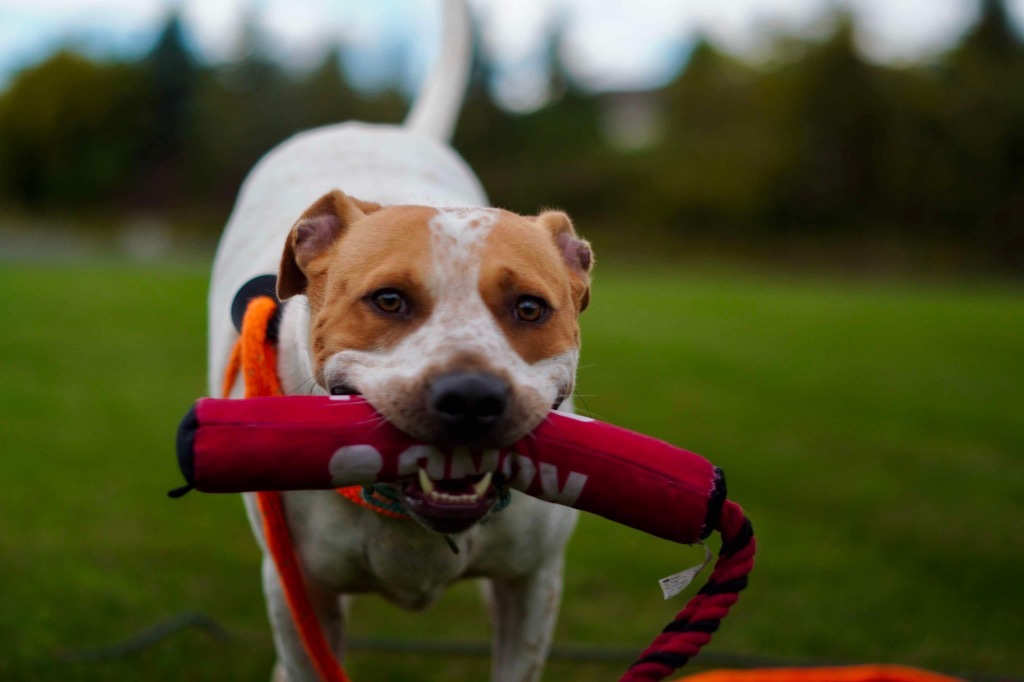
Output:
[277, 190, 592, 532]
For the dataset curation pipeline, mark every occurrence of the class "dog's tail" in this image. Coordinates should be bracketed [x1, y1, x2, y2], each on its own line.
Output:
[404, 0, 473, 142]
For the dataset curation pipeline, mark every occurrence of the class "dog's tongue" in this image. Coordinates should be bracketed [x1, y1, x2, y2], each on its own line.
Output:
[403, 496, 495, 534]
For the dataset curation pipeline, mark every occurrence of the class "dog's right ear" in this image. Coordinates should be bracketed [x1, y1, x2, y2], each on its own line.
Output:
[277, 190, 381, 300]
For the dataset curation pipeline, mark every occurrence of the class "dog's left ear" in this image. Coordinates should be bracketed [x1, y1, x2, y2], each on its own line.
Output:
[278, 190, 381, 300]
[536, 210, 593, 312]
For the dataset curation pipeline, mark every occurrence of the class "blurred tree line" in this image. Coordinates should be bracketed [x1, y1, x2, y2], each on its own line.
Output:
[0, 0, 1021, 269]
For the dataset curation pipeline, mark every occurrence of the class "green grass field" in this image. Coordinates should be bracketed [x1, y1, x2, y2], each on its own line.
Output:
[1, 262, 1021, 682]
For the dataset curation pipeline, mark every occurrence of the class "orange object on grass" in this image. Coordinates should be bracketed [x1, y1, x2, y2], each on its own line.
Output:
[675, 665, 965, 682]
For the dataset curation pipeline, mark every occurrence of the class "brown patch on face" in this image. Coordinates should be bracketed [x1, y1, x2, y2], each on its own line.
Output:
[294, 204, 438, 383]
[478, 211, 592, 365]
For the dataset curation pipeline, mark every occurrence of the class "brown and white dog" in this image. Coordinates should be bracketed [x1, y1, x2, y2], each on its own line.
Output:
[207, 2, 592, 680]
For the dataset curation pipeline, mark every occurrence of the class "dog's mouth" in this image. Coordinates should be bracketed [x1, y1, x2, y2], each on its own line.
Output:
[330, 382, 513, 533]
[399, 468, 502, 534]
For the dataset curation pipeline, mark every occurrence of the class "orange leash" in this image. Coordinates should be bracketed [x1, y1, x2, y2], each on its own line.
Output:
[226, 296, 351, 682]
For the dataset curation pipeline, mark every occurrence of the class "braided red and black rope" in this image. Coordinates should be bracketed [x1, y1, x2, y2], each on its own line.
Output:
[622, 500, 755, 682]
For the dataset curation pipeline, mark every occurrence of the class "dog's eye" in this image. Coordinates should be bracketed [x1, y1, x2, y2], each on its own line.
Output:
[371, 289, 408, 315]
[514, 296, 548, 323]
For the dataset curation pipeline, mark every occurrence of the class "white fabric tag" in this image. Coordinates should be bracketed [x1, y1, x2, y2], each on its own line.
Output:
[658, 543, 713, 600]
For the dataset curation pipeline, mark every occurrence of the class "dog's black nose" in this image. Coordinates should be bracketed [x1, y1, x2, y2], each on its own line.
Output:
[429, 371, 509, 443]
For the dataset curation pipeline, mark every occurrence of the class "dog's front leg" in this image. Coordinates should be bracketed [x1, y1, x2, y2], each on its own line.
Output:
[484, 553, 566, 682]
[262, 556, 345, 682]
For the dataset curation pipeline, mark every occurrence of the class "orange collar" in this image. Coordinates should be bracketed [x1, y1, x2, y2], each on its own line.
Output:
[335, 485, 409, 519]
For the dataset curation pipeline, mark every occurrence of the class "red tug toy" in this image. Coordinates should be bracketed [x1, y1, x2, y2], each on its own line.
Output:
[174, 392, 755, 682]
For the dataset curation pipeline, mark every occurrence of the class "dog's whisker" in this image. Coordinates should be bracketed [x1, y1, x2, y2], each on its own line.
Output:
[572, 389, 595, 418]
[365, 416, 394, 436]
[284, 375, 318, 396]
[353, 413, 390, 433]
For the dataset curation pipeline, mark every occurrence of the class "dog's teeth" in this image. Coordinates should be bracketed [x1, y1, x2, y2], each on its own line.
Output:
[426, 489, 482, 503]
[472, 472, 493, 496]
[421, 472, 492, 504]
[418, 468, 435, 494]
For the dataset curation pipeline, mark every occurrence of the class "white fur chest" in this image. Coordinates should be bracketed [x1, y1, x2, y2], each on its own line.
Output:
[277, 488, 576, 611]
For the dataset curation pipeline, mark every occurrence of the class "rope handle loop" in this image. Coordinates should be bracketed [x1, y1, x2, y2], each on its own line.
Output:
[622, 500, 755, 681]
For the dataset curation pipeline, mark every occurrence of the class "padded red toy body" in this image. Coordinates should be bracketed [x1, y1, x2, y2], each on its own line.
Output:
[178, 395, 725, 545]
[175, 393, 754, 682]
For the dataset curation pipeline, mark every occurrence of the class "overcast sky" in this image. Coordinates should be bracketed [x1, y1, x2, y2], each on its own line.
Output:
[1, 0, 1023, 109]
